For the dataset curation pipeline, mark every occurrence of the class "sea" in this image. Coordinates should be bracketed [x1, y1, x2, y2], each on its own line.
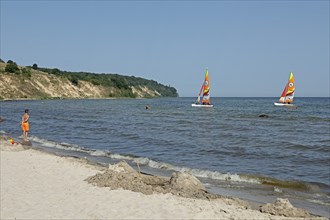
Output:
[1, 97, 329, 217]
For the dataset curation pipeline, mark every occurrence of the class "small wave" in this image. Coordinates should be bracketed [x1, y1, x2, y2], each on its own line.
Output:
[242, 174, 312, 190]
[306, 199, 330, 206]
[187, 168, 261, 184]
[147, 159, 261, 184]
[109, 153, 135, 161]
[148, 159, 174, 170]
[30, 136, 90, 153]
[90, 150, 111, 157]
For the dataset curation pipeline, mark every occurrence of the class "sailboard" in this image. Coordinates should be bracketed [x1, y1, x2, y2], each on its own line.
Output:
[274, 72, 295, 106]
[192, 68, 213, 108]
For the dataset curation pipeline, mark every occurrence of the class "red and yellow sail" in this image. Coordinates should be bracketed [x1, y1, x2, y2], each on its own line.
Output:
[196, 69, 211, 104]
[202, 69, 210, 104]
[279, 72, 295, 103]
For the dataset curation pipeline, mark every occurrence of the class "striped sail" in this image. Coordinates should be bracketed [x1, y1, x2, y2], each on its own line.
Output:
[279, 72, 295, 103]
[202, 69, 211, 104]
[195, 68, 211, 105]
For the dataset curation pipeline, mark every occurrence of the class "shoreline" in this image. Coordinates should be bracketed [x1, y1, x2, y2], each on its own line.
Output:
[25, 133, 330, 218]
[1, 138, 327, 219]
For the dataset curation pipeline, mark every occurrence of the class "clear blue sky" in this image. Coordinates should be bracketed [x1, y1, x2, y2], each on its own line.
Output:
[1, 1, 329, 97]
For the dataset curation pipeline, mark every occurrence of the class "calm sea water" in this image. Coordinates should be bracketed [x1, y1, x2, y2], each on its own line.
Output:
[1, 97, 329, 216]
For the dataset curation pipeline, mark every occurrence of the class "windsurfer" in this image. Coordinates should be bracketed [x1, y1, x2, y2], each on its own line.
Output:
[192, 69, 213, 107]
[274, 72, 295, 106]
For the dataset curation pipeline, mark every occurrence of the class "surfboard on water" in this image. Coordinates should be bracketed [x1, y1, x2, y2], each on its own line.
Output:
[274, 102, 294, 107]
[191, 103, 214, 108]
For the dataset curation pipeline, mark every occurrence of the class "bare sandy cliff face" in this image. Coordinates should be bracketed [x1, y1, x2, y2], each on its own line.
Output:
[0, 71, 109, 99]
[0, 63, 162, 99]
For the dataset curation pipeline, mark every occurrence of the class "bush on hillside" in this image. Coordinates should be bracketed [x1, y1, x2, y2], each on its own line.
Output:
[68, 75, 79, 86]
[22, 68, 32, 78]
[51, 68, 61, 75]
[5, 62, 19, 73]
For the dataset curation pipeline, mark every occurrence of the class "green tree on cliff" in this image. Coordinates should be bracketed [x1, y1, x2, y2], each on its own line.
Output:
[5, 61, 19, 73]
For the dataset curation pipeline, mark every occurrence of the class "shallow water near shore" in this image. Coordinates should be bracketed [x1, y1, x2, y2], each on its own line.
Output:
[1, 97, 329, 217]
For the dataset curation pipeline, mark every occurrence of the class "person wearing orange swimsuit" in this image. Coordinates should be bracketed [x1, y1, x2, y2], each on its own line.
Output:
[21, 109, 30, 142]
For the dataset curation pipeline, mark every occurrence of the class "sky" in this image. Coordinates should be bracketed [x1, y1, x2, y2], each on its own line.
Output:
[1, 0, 329, 97]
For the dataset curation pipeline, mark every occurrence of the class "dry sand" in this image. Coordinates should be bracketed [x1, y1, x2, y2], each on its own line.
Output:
[0, 139, 327, 220]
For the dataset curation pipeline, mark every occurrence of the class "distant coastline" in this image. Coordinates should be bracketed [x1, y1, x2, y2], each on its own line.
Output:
[0, 61, 178, 100]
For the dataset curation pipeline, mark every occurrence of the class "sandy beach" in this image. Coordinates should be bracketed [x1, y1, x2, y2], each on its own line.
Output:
[0, 138, 327, 220]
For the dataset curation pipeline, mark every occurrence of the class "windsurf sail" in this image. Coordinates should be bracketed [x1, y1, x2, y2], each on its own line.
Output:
[278, 72, 295, 103]
[195, 68, 211, 105]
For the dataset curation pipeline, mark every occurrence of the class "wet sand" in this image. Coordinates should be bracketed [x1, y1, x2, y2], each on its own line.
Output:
[0, 138, 327, 220]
